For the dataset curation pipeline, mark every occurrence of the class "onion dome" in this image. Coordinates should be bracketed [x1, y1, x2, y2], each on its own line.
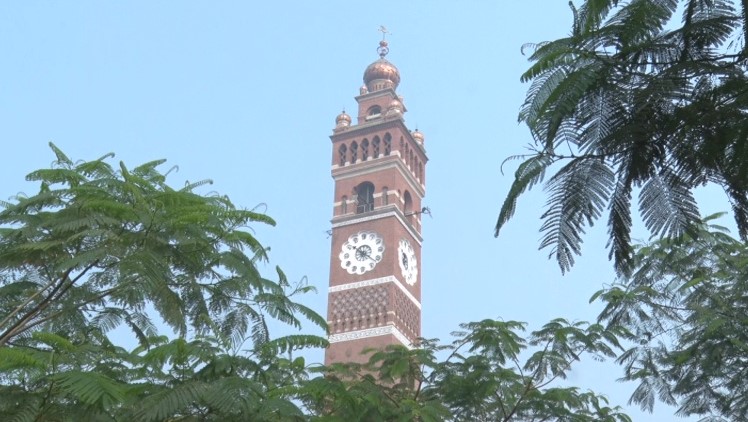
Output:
[412, 129, 424, 144]
[363, 40, 400, 92]
[387, 98, 403, 114]
[335, 110, 351, 128]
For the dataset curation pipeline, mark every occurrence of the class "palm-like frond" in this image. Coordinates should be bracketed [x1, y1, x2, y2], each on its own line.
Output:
[53, 370, 126, 409]
[639, 169, 700, 237]
[260, 335, 329, 355]
[540, 158, 615, 273]
[499, 0, 748, 274]
[496, 154, 556, 237]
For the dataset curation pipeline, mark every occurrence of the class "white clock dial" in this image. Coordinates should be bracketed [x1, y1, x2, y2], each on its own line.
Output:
[339, 231, 384, 275]
[398, 238, 418, 286]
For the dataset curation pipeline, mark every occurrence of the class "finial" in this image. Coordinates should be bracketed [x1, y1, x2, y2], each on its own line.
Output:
[377, 25, 390, 58]
[379, 25, 389, 40]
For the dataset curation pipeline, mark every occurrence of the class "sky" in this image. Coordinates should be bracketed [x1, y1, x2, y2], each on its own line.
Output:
[0, 1, 730, 420]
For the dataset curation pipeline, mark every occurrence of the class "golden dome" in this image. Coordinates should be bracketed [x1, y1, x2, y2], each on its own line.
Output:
[412, 129, 424, 143]
[335, 110, 351, 127]
[363, 40, 400, 92]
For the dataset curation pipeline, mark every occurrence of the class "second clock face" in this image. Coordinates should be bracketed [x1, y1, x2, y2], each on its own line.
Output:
[339, 231, 384, 275]
[398, 238, 418, 286]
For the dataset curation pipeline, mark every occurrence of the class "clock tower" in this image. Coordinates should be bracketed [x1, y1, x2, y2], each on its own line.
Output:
[325, 39, 427, 365]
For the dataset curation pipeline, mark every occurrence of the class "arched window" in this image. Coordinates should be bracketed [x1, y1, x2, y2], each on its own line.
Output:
[361, 139, 369, 161]
[367, 105, 382, 116]
[338, 144, 347, 166]
[341, 195, 348, 214]
[356, 182, 375, 214]
[410, 150, 414, 170]
[418, 163, 423, 182]
[403, 190, 413, 218]
[372, 136, 381, 158]
[382, 187, 389, 206]
[384, 134, 392, 156]
[350, 142, 358, 164]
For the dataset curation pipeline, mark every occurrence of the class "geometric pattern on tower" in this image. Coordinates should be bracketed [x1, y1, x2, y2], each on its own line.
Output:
[329, 284, 388, 335]
[393, 285, 420, 341]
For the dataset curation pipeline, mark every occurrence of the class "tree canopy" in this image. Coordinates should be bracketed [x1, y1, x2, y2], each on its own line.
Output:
[494, 1, 748, 418]
[303, 319, 632, 422]
[496, 0, 748, 275]
[0, 144, 326, 420]
[592, 213, 748, 420]
[0, 144, 633, 421]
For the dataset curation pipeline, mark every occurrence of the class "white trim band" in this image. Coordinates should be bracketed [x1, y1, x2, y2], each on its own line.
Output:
[328, 324, 412, 348]
[329, 276, 421, 310]
[332, 210, 422, 245]
[332, 159, 425, 195]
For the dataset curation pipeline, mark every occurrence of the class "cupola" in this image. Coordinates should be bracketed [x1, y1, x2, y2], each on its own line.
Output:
[363, 40, 400, 92]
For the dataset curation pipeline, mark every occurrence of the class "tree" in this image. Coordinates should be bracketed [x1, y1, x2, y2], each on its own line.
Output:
[0, 144, 326, 421]
[301, 319, 632, 422]
[496, 0, 748, 275]
[591, 214, 748, 420]
[0, 145, 635, 421]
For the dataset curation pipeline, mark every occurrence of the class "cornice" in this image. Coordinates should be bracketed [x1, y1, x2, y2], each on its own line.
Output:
[330, 117, 411, 143]
[331, 155, 426, 197]
[354, 87, 397, 102]
[328, 324, 412, 349]
[332, 209, 423, 244]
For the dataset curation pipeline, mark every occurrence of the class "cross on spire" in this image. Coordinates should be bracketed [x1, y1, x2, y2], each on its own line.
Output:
[377, 26, 390, 58]
[379, 25, 389, 40]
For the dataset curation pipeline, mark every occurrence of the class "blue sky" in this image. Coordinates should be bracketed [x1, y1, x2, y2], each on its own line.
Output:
[1, 1, 727, 420]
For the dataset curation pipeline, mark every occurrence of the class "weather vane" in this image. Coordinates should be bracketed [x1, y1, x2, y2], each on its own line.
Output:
[379, 25, 389, 40]
[377, 25, 390, 58]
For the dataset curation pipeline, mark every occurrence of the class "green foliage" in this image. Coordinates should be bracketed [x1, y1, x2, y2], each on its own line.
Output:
[497, 0, 748, 275]
[592, 214, 748, 420]
[0, 143, 325, 349]
[0, 145, 645, 420]
[0, 144, 326, 421]
[125, 336, 309, 422]
[302, 318, 632, 421]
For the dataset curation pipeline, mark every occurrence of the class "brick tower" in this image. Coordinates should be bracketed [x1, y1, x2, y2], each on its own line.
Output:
[325, 38, 427, 365]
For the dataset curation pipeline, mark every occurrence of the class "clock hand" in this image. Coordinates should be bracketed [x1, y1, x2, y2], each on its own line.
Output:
[355, 245, 375, 261]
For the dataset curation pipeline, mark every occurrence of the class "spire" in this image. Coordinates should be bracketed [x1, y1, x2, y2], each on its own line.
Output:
[363, 27, 400, 92]
[377, 25, 390, 58]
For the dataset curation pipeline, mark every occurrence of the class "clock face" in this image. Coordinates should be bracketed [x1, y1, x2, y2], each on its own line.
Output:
[339, 231, 384, 275]
[398, 238, 418, 286]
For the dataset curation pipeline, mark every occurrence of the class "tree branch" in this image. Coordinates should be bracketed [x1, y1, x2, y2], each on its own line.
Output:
[0, 260, 99, 347]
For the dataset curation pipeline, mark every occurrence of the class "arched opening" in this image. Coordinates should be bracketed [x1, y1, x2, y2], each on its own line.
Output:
[356, 181, 375, 214]
[367, 105, 382, 116]
[382, 186, 389, 206]
[372, 136, 381, 158]
[350, 142, 358, 164]
[403, 190, 413, 218]
[361, 139, 369, 161]
[384, 133, 392, 156]
[338, 144, 347, 166]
